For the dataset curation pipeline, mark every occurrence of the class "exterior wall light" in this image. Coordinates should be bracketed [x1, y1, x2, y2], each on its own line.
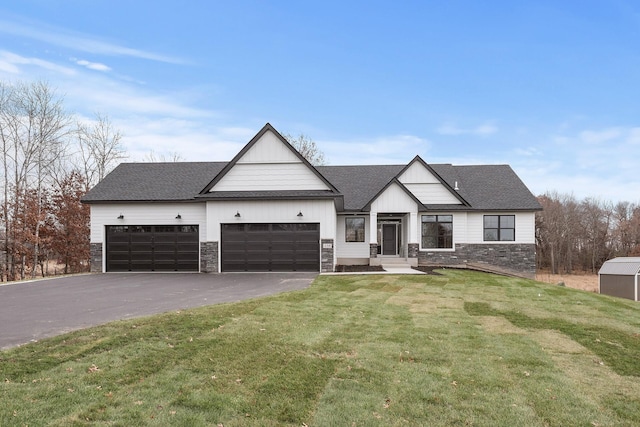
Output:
[235, 211, 241, 218]
[297, 211, 303, 217]
[117, 214, 124, 219]
[175, 214, 182, 219]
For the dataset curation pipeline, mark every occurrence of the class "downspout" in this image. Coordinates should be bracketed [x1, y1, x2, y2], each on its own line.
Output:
[635, 270, 638, 302]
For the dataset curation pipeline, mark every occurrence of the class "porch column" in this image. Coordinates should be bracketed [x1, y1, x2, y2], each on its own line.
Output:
[369, 212, 378, 258]
[408, 212, 419, 259]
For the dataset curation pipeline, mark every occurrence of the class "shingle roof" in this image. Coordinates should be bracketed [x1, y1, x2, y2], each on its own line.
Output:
[82, 161, 541, 212]
[599, 257, 640, 275]
[82, 162, 226, 202]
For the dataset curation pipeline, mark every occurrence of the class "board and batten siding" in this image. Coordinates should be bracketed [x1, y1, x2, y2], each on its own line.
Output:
[369, 183, 418, 213]
[335, 215, 370, 259]
[205, 199, 336, 242]
[211, 163, 329, 191]
[236, 131, 300, 164]
[405, 184, 461, 204]
[89, 203, 207, 243]
[465, 212, 536, 244]
[398, 161, 440, 183]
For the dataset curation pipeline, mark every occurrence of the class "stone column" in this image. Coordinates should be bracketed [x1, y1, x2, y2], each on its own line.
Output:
[369, 212, 378, 258]
[321, 239, 334, 272]
[200, 241, 219, 273]
[90, 243, 103, 273]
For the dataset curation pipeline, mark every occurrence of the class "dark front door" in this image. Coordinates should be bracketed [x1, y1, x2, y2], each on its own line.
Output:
[105, 225, 199, 272]
[382, 223, 397, 255]
[221, 223, 320, 272]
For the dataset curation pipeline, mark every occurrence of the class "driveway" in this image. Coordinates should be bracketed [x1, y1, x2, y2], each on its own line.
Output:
[0, 272, 317, 350]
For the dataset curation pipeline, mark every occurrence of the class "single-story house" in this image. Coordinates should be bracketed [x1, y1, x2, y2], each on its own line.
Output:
[82, 123, 542, 277]
[599, 257, 640, 301]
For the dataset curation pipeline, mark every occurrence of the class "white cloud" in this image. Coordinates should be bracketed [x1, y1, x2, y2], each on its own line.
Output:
[74, 59, 111, 72]
[578, 127, 622, 144]
[0, 17, 183, 64]
[321, 134, 431, 165]
[0, 50, 76, 75]
[436, 121, 498, 136]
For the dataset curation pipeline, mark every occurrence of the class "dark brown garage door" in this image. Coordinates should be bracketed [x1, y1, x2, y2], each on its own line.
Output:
[106, 225, 199, 272]
[221, 223, 320, 272]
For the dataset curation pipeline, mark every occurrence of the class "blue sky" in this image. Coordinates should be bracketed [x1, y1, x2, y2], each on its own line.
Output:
[1, 1, 639, 202]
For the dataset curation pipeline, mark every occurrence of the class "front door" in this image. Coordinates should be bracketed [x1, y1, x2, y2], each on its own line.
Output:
[382, 223, 397, 255]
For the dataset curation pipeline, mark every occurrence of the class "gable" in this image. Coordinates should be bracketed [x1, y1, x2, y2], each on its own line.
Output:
[204, 124, 333, 193]
[369, 181, 419, 212]
[398, 158, 463, 205]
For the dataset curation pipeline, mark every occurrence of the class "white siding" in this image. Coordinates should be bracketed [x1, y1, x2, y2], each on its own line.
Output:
[465, 212, 536, 244]
[369, 183, 418, 213]
[398, 161, 440, 183]
[211, 163, 329, 191]
[335, 215, 370, 259]
[405, 183, 461, 204]
[237, 131, 300, 164]
[89, 203, 207, 243]
[206, 199, 336, 241]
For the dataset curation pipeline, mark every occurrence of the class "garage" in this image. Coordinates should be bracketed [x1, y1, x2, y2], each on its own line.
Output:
[221, 223, 320, 272]
[106, 225, 199, 272]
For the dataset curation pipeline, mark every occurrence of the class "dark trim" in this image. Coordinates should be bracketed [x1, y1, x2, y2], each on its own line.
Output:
[362, 178, 424, 211]
[396, 155, 470, 207]
[199, 123, 340, 195]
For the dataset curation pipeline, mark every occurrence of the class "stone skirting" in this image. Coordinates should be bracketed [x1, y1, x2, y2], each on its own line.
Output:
[369, 244, 378, 258]
[200, 241, 218, 273]
[90, 243, 102, 273]
[321, 239, 334, 272]
[408, 243, 419, 258]
[418, 243, 536, 278]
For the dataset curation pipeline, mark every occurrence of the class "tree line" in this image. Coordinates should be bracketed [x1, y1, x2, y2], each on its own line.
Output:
[536, 191, 640, 274]
[0, 80, 125, 281]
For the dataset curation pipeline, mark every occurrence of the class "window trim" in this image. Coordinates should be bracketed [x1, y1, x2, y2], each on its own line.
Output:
[483, 215, 516, 242]
[345, 217, 366, 243]
[420, 214, 454, 250]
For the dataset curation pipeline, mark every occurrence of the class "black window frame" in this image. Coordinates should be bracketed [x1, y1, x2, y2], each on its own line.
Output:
[483, 215, 515, 241]
[421, 215, 453, 249]
[345, 217, 365, 243]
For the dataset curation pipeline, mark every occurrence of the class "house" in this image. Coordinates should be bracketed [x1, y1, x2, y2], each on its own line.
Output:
[599, 257, 640, 301]
[82, 123, 542, 277]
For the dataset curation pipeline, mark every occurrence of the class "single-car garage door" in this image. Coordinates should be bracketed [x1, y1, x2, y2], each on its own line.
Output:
[221, 223, 320, 272]
[106, 225, 199, 272]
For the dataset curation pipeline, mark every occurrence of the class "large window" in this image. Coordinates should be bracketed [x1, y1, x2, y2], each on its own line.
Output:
[421, 215, 453, 248]
[484, 215, 515, 241]
[345, 217, 365, 242]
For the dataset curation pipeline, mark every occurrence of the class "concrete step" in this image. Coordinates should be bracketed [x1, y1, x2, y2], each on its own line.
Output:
[379, 257, 410, 265]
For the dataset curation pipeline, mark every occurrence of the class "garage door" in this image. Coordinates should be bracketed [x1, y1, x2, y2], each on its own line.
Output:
[106, 225, 199, 272]
[221, 223, 320, 272]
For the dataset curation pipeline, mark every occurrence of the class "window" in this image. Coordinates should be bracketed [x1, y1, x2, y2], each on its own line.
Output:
[421, 215, 453, 248]
[484, 215, 515, 241]
[345, 217, 365, 242]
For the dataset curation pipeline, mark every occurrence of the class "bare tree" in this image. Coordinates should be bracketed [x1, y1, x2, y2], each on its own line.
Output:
[282, 133, 327, 166]
[143, 149, 185, 162]
[75, 113, 126, 190]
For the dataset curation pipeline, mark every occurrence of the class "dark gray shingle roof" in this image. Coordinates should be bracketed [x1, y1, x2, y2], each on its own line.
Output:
[82, 161, 541, 211]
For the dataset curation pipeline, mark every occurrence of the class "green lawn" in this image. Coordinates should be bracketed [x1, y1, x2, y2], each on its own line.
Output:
[2, 270, 640, 426]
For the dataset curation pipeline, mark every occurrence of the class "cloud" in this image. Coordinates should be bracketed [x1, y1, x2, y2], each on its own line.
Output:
[74, 59, 111, 72]
[436, 122, 498, 136]
[321, 134, 431, 165]
[0, 17, 183, 64]
[578, 127, 622, 144]
[0, 50, 76, 75]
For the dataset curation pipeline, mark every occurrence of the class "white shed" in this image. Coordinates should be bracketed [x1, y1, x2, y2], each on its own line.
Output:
[598, 257, 640, 301]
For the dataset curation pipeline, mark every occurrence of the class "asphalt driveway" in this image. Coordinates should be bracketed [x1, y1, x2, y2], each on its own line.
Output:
[0, 272, 317, 350]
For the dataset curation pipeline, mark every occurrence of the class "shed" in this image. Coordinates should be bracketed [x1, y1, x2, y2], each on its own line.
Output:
[598, 257, 640, 301]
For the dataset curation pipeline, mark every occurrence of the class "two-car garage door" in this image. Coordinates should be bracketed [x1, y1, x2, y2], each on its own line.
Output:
[105, 223, 320, 272]
[221, 223, 320, 272]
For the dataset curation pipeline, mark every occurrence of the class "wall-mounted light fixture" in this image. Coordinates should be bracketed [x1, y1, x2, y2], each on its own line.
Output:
[175, 214, 182, 219]
[234, 211, 241, 218]
[297, 211, 304, 217]
[117, 214, 124, 220]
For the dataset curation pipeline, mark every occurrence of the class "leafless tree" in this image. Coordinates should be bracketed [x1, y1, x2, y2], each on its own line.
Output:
[282, 133, 327, 166]
[143, 149, 185, 162]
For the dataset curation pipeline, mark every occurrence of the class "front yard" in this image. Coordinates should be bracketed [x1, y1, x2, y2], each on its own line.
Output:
[1, 270, 639, 426]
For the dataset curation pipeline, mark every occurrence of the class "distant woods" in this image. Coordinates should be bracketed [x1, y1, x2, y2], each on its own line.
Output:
[536, 192, 640, 274]
[0, 80, 126, 281]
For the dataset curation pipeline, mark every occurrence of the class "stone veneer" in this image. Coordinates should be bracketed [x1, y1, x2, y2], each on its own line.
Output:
[321, 239, 335, 272]
[369, 243, 378, 258]
[418, 243, 536, 278]
[90, 243, 102, 273]
[408, 243, 419, 259]
[200, 241, 219, 273]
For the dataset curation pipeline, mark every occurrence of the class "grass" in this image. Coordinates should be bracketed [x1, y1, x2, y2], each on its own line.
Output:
[2, 270, 640, 426]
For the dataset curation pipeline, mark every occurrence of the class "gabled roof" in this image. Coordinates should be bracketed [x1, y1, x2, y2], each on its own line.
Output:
[397, 156, 470, 207]
[81, 162, 226, 203]
[362, 178, 424, 212]
[199, 123, 339, 195]
[599, 257, 640, 275]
